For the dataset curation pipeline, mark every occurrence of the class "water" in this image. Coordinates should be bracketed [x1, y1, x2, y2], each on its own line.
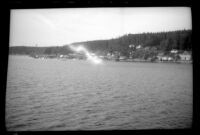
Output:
[6, 55, 193, 131]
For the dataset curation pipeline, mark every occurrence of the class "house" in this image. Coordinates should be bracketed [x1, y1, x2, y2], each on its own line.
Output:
[162, 56, 168, 61]
[167, 57, 173, 61]
[129, 44, 135, 48]
[170, 49, 178, 54]
[179, 51, 192, 61]
[157, 52, 174, 61]
[157, 52, 164, 61]
[136, 45, 142, 49]
[106, 51, 120, 60]
[119, 56, 127, 60]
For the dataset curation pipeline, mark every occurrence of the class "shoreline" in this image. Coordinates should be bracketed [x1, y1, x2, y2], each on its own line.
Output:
[117, 59, 192, 64]
[9, 54, 192, 64]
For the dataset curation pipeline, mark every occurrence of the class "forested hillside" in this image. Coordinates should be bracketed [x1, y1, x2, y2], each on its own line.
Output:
[9, 30, 192, 56]
[71, 30, 192, 55]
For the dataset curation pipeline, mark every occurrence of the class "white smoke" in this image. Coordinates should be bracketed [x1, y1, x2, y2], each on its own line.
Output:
[68, 45, 103, 64]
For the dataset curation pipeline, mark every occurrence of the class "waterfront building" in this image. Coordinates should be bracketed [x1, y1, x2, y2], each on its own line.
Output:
[179, 51, 192, 61]
[170, 49, 178, 54]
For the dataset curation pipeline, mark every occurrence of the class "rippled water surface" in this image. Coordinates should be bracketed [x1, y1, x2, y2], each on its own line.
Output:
[6, 55, 192, 131]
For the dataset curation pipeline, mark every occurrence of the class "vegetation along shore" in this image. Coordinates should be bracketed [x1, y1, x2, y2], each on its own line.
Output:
[9, 30, 192, 63]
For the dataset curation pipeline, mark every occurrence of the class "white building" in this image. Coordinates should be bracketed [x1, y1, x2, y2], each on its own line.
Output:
[136, 45, 141, 49]
[179, 51, 192, 61]
[168, 57, 173, 61]
[119, 56, 127, 60]
[129, 44, 135, 48]
[179, 54, 191, 61]
[170, 49, 178, 53]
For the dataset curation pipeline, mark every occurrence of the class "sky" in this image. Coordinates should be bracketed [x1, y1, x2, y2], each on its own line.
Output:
[9, 7, 192, 47]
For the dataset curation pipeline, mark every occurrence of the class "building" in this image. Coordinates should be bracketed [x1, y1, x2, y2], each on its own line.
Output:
[157, 52, 164, 61]
[119, 56, 127, 60]
[129, 44, 135, 48]
[167, 57, 173, 61]
[157, 52, 173, 61]
[136, 45, 142, 49]
[170, 49, 178, 54]
[179, 51, 192, 61]
[106, 51, 120, 60]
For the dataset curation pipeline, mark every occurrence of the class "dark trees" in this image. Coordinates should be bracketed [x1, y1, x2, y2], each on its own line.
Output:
[9, 30, 192, 55]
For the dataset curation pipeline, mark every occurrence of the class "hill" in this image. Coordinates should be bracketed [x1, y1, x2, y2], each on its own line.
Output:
[9, 30, 192, 56]
[69, 30, 192, 56]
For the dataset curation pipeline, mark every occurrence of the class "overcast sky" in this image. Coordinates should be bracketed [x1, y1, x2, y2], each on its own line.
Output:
[9, 7, 192, 47]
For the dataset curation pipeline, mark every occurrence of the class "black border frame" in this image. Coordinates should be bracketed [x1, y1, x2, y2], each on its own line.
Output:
[2, 0, 199, 135]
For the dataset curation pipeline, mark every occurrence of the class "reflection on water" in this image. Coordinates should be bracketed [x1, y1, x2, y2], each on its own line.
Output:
[6, 55, 192, 131]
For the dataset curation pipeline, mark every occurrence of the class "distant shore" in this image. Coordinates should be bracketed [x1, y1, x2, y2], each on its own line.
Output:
[9, 54, 192, 64]
[119, 59, 192, 64]
[105, 58, 192, 64]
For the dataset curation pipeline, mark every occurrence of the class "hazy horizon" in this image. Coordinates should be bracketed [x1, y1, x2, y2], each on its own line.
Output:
[10, 7, 192, 47]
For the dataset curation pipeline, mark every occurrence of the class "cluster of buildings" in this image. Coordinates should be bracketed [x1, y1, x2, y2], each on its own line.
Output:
[30, 44, 192, 63]
[29, 53, 87, 60]
[157, 49, 192, 62]
[105, 45, 192, 63]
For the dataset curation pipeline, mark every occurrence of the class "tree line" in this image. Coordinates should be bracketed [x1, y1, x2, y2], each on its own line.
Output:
[9, 30, 192, 56]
